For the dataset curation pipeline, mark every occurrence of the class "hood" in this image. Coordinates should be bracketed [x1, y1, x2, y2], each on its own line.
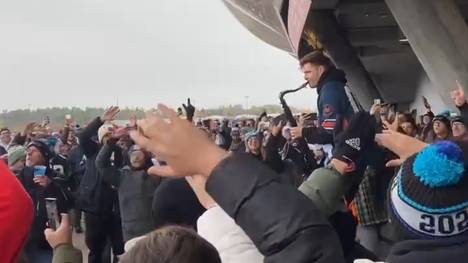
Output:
[317, 67, 347, 94]
[387, 235, 468, 263]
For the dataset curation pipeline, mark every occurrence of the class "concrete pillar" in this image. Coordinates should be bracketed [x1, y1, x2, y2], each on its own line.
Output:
[305, 10, 381, 108]
[385, 0, 468, 108]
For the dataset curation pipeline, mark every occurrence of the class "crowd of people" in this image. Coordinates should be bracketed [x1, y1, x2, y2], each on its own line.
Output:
[1, 51, 468, 263]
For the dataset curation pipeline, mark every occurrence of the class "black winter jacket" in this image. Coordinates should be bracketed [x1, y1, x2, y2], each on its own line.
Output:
[17, 167, 67, 248]
[76, 117, 118, 215]
[206, 153, 345, 263]
[387, 235, 468, 263]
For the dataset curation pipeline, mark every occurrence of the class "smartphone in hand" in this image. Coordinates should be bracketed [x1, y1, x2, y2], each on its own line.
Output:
[45, 198, 60, 230]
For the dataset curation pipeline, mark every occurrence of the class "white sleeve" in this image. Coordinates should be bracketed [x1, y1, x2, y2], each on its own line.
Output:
[197, 206, 264, 263]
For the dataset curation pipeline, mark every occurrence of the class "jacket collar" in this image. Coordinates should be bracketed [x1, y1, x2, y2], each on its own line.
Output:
[316, 67, 347, 94]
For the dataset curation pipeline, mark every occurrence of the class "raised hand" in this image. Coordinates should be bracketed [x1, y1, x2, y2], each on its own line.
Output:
[375, 130, 427, 167]
[451, 80, 466, 107]
[64, 115, 73, 127]
[271, 121, 285, 137]
[129, 114, 137, 128]
[101, 106, 120, 122]
[186, 175, 217, 209]
[422, 96, 431, 110]
[182, 98, 196, 122]
[370, 102, 381, 116]
[24, 122, 40, 136]
[382, 113, 399, 131]
[290, 126, 303, 140]
[130, 104, 228, 178]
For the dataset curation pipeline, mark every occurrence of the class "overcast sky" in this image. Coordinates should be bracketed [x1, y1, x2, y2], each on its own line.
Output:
[0, 0, 317, 111]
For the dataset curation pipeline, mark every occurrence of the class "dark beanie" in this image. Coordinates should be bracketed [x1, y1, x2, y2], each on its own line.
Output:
[451, 116, 464, 125]
[27, 139, 54, 164]
[152, 178, 205, 230]
[389, 141, 468, 239]
[433, 115, 451, 130]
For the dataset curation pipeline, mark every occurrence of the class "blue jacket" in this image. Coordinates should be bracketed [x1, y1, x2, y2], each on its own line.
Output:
[302, 68, 355, 145]
[317, 68, 354, 133]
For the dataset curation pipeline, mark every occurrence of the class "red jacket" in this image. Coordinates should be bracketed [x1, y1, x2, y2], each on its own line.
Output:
[0, 161, 34, 263]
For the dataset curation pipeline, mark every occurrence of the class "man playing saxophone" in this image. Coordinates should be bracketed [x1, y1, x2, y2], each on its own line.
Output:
[290, 51, 355, 145]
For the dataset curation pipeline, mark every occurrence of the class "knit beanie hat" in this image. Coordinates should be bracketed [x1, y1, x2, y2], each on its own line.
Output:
[98, 123, 114, 143]
[7, 146, 26, 166]
[27, 139, 54, 164]
[245, 131, 260, 142]
[451, 116, 464, 125]
[433, 115, 451, 130]
[389, 141, 468, 239]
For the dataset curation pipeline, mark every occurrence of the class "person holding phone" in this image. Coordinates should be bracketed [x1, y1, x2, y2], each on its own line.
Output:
[16, 139, 67, 263]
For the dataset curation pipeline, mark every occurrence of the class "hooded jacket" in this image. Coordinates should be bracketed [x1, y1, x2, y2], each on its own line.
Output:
[96, 141, 161, 242]
[206, 153, 345, 263]
[302, 67, 355, 145]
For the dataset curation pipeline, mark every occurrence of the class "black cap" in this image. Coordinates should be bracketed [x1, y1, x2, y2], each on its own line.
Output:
[27, 139, 53, 163]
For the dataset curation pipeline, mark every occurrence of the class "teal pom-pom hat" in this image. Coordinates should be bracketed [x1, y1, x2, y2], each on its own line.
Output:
[389, 140, 468, 239]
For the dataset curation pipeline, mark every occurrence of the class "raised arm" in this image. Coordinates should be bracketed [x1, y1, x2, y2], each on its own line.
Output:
[95, 139, 123, 188]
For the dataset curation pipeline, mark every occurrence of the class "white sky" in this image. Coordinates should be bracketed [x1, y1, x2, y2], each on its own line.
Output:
[0, 0, 317, 111]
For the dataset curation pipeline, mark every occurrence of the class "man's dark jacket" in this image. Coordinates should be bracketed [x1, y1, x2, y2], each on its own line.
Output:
[302, 67, 354, 145]
[76, 117, 118, 215]
[206, 153, 345, 263]
[17, 167, 67, 248]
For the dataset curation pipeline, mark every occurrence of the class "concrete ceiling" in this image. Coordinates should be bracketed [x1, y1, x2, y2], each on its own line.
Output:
[223, 0, 468, 105]
[327, 0, 468, 105]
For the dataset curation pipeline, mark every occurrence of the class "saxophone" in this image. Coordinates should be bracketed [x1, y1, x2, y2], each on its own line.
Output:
[279, 82, 309, 127]
[279, 82, 316, 180]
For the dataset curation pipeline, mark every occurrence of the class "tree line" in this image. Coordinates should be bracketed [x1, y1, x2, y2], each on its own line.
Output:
[0, 104, 306, 131]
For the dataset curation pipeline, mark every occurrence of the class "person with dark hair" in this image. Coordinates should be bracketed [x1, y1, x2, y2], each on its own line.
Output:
[419, 112, 434, 141]
[290, 51, 355, 145]
[398, 113, 418, 138]
[425, 115, 452, 143]
[0, 127, 12, 151]
[228, 127, 245, 153]
[451, 116, 467, 138]
[120, 226, 221, 263]
[17, 139, 68, 263]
